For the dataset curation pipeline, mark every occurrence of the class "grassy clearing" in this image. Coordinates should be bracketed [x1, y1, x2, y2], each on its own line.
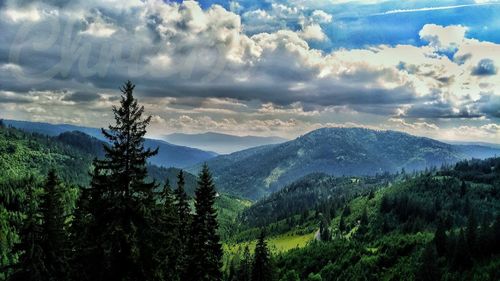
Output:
[224, 231, 315, 255]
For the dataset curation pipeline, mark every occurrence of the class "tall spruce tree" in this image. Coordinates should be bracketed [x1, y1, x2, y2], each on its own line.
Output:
[185, 164, 222, 281]
[465, 211, 477, 254]
[434, 220, 447, 256]
[71, 163, 111, 281]
[39, 170, 69, 281]
[236, 246, 252, 281]
[153, 179, 180, 280]
[319, 215, 331, 241]
[174, 169, 191, 277]
[82, 81, 158, 280]
[9, 180, 46, 281]
[415, 244, 440, 281]
[175, 170, 191, 229]
[69, 184, 94, 281]
[356, 207, 368, 239]
[252, 230, 273, 281]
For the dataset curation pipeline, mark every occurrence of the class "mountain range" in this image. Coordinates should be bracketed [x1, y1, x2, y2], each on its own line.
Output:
[188, 127, 500, 199]
[3, 119, 217, 168]
[5, 119, 500, 200]
[163, 132, 287, 154]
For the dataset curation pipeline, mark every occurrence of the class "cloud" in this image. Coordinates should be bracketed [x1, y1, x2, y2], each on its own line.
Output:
[0, 91, 34, 104]
[2, 5, 43, 22]
[62, 91, 101, 102]
[0, 0, 499, 143]
[80, 19, 117, 37]
[299, 24, 327, 41]
[388, 118, 439, 131]
[471, 59, 497, 76]
[311, 10, 332, 23]
[419, 24, 467, 51]
[477, 93, 500, 118]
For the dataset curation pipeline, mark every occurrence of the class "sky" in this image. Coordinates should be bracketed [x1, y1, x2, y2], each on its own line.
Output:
[0, 0, 499, 143]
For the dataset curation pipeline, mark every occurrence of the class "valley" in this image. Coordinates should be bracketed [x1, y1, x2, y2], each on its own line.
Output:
[1, 115, 499, 281]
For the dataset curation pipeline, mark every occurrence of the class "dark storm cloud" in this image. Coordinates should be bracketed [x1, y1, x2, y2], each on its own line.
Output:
[477, 93, 500, 118]
[62, 91, 101, 102]
[471, 59, 497, 76]
[454, 53, 472, 65]
[404, 101, 482, 119]
[0, 92, 33, 104]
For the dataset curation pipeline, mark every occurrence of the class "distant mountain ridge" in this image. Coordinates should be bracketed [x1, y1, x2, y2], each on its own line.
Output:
[444, 140, 500, 149]
[163, 132, 287, 154]
[3, 119, 217, 168]
[188, 127, 500, 199]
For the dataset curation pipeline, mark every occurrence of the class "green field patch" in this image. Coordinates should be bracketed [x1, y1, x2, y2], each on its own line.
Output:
[224, 231, 315, 255]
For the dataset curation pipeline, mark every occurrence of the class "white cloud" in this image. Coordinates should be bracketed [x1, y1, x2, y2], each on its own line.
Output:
[81, 21, 117, 37]
[3, 6, 42, 22]
[311, 10, 332, 23]
[299, 24, 327, 41]
[1, 0, 499, 143]
[419, 24, 467, 51]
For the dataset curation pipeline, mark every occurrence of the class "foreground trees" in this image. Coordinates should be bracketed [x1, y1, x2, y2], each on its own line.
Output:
[185, 164, 223, 281]
[5, 81, 223, 281]
[71, 81, 161, 280]
[39, 171, 69, 281]
[252, 230, 273, 281]
[9, 172, 68, 281]
[73, 81, 223, 281]
[226, 230, 275, 281]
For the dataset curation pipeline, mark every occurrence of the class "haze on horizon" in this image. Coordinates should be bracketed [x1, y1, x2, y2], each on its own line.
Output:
[0, 0, 499, 143]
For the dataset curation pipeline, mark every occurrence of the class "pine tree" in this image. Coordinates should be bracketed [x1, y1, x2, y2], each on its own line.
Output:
[434, 220, 447, 256]
[339, 205, 350, 234]
[319, 215, 331, 241]
[9, 180, 47, 281]
[465, 211, 477, 256]
[460, 180, 467, 197]
[175, 170, 191, 239]
[339, 213, 346, 233]
[356, 207, 369, 239]
[69, 185, 94, 281]
[252, 230, 273, 281]
[415, 244, 440, 281]
[39, 170, 69, 281]
[226, 255, 239, 281]
[70, 164, 109, 281]
[452, 229, 472, 270]
[174, 169, 191, 277]
[81, 81, 159, 280]
[153, 179, 180, 280]
[493, 214, 500, 254]
[279, 270, 300, 281]
[185, 164, 223, 281]
[236, 246, 252, 281]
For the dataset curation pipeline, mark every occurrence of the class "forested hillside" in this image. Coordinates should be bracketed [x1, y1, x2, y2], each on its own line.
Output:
[223, 157, 500, 281]
[4, 119, 218, 168]
[193, 127, 500, 199]
[1, 82, 499, 281]
[240, 173, 395, 228]
[0, 127, 199, 189]
[0, 126, 95, 185]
